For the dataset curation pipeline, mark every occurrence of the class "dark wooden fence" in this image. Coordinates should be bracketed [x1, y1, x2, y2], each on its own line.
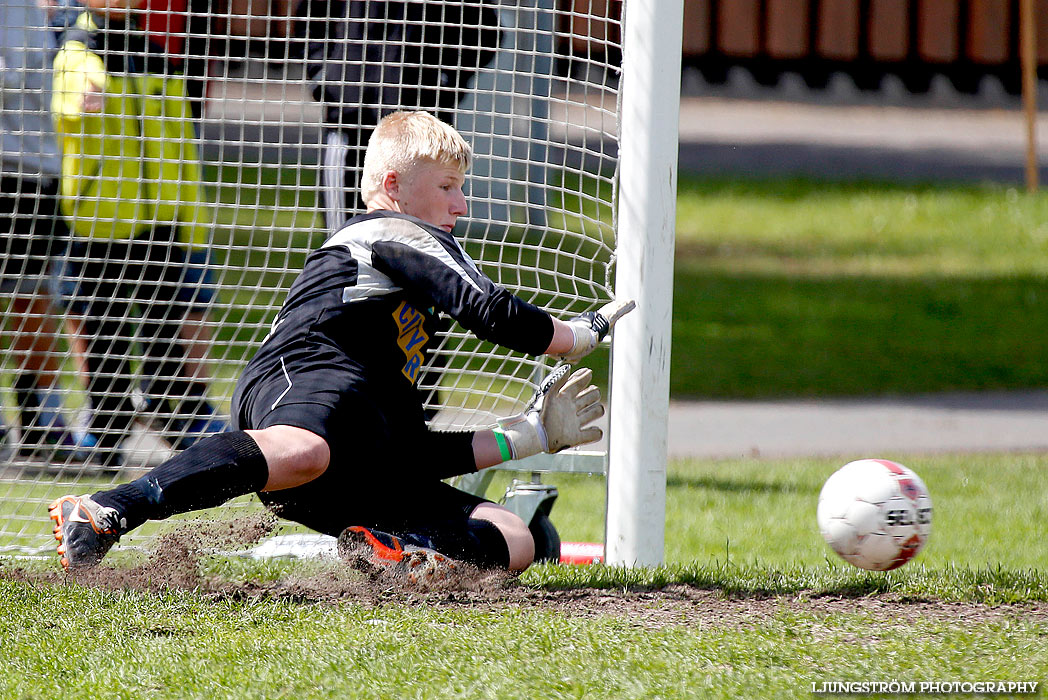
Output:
[561, 0, 1048, 94]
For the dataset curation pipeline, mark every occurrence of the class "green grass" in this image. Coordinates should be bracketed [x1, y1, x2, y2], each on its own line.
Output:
[668, 269, 1048, 397]
[2, 580, 1044, 699]
[521, 452, 1048, 574]
[495, 173, 1048, 399]
[205, 162, 325, 357]
[6, 453, 1048, 593]
[675, 177, 1048, 276]
[665, 176, 1048, 398]
[5, 452, 1048, 698]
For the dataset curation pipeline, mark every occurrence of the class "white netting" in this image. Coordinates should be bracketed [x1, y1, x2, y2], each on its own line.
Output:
[0, 0, 620, 554]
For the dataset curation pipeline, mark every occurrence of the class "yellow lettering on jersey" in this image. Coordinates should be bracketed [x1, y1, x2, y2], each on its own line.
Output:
[393, 300, 429, 383]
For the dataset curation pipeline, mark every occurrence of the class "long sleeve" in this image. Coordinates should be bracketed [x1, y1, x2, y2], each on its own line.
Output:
[321, 212, 554, 356]
[367, 218, 554, 356]
[50, 40, 105, 124]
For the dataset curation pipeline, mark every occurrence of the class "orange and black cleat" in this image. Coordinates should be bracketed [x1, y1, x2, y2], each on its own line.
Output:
[337, 525, 458, 584]
[48, 495, 124, 570]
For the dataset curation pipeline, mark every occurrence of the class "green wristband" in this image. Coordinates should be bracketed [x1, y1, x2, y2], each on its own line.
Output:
[492, 429, 513, 462]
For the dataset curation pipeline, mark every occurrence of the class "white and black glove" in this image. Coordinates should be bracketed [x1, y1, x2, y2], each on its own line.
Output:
[553, 299, 636, 365]
[493, 365, 604, 461]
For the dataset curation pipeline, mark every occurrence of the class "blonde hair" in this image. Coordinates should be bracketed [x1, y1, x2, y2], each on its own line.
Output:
[360, 111, 473, 202]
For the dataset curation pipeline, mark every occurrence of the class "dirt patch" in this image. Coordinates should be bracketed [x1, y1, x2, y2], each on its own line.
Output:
[423, 586, 1048, 629]
[4, 517, 1047, 627]
[4, 512, 283, 593]
[3, 514, 516, 604]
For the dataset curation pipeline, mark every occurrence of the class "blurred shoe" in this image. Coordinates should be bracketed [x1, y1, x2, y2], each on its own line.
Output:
[84, 444, 125, 471]
[71, 407, 125, 470]
[48, 494, 124, 570]
[337, 526, 458, 584]
[167, 402, 228, 452]
[18, 392, 98, 462]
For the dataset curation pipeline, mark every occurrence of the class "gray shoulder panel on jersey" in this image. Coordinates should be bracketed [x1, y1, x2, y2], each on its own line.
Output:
[323, 216, 484, 303]
[324, 217, 402, 303]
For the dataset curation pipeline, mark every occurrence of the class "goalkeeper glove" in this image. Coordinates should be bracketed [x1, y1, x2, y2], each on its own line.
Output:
[493, 365, 603, 461]
[553, 299, 636, 365]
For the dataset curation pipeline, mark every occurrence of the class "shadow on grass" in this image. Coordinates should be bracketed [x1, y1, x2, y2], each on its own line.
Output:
[666, 473, 806, 495]
[670, 265, 1048, 399]
[522, 562, 1048, 604]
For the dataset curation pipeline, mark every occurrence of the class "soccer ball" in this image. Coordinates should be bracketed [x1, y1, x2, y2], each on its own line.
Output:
[816, 459, 933, 571]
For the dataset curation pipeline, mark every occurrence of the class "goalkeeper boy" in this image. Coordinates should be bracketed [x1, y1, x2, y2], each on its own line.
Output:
[50, 110, 632, 575]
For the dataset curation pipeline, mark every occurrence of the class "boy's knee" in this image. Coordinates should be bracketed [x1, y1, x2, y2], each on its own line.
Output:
[470, 502, 535, 571]
[248, 425, 330, 491]
[503, 525, 536, 571]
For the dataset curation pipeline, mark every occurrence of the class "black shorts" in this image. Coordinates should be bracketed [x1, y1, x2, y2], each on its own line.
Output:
[56, 227, 216, 315]
[260, 476, 489, 539]
[0, 176, 69, 294]
[231, 355, 484, 537]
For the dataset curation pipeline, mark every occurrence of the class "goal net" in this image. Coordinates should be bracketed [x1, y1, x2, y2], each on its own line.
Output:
[0, 0, 623, 556]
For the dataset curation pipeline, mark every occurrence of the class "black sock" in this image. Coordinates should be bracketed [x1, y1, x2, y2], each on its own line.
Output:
[13, 373, 38, 406]
[403, 518, 511, 569]
[13, 374, 41, 435]
[93, 431, 268, 532]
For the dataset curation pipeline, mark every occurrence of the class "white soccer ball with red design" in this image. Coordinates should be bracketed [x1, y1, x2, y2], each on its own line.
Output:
[817, 459, 933, 571]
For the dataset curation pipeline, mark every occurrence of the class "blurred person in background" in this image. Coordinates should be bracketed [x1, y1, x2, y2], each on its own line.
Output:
[297, 0, 503, 230]
[0, 0, 96, 461]
[40, 0, 299, 459]
[49, 0, 227, 466]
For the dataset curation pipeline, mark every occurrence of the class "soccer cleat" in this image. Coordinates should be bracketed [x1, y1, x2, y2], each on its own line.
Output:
[337, 526, 458, 584]
[48, 495, 124, 570]
[20, 427, 99, 462]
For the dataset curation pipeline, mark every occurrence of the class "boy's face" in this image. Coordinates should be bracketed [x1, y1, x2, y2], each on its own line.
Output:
[81, 0, 143, 19]
[395, 160, 468, 233]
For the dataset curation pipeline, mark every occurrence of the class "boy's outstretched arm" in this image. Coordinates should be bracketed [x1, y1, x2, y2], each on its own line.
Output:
[474, 365, 603, 469]
[545, 298, 636, 364]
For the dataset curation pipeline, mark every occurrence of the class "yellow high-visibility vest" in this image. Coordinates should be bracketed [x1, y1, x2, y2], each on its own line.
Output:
[51, 13, 209, 248]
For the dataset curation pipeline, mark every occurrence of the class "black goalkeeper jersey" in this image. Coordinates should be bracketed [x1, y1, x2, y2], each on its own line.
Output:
[233, 210, 553, 425]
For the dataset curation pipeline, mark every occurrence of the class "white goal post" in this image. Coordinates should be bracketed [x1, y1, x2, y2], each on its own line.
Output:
[606, 0, 681, 567]
[0, 0, 680, 565]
